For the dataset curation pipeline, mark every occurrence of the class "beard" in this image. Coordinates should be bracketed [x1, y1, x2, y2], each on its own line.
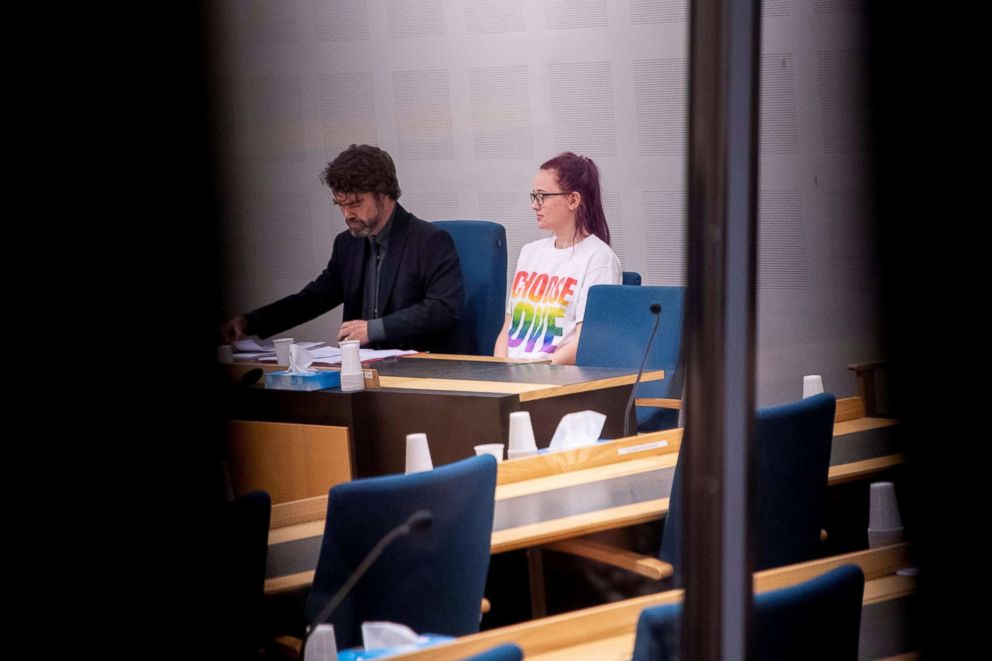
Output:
[345, 197, 385, 238]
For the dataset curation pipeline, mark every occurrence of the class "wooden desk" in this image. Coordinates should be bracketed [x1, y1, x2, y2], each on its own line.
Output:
[224, 420, 353, 505]
[263, 399, 904, 595]
[385, 544, 916, 660]
[227, 356, 663, 477]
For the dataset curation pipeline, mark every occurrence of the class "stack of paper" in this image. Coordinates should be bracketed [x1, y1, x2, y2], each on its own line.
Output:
[232, 338, 274, 360]
[235, 339, 325, 361]
[249, 343, 414, 365]
[291, 346, 417, 365]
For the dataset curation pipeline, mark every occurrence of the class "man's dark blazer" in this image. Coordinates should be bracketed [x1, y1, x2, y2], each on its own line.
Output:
[244, 203, 466, 353]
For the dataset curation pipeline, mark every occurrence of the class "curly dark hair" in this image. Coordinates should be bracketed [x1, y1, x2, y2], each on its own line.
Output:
[320, 144, 402, 200]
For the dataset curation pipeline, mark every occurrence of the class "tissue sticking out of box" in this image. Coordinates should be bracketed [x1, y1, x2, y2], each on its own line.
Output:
[264, 343, 341, 391]
[548, 410, 607, 450]
[361, 621, 428, 651]
[288, 344, 315, 374]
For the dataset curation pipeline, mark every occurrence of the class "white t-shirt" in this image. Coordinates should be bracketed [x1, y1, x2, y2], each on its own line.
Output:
[505, 234, 622, 360]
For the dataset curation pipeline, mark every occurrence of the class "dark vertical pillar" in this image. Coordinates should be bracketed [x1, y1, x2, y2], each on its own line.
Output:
[683, 0, 761, 658]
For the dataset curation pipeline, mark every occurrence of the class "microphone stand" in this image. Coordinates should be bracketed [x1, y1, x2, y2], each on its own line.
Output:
[623, 303, 662, 438]
[301, 510, 433, 659]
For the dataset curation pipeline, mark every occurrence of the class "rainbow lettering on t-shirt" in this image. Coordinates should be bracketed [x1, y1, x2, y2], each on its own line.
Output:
[507, 271, 578, 354]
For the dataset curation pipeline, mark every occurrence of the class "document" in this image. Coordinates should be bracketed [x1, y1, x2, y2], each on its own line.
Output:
[237, 339, 325, 360]
[232, 338, 273, 356]
[258, 345, 416, 365]
[252, 340, 418, 365]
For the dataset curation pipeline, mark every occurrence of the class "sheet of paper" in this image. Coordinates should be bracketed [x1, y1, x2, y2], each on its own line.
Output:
[261, 346, 416, 365]
[359, 349, 418, 362]
[306, 346, 415, 365]
[234, 352, 274, 360]
[255, 342, 329, 361]
[232, 338, 272, 354]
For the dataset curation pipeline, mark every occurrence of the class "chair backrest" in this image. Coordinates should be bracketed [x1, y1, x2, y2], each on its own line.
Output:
[305, 455, 498, 650]
[631, 563, 864, 661]
[661, 393, 837, 577]
[622, 271, 642, 286]
[433, 221, 507, 355]
[575, 284, 685, 431]
[463, 643, 524, 661]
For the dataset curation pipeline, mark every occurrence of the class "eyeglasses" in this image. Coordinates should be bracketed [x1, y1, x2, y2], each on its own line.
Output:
[529, 191, 569, 207]
[333, 194, 366, 209]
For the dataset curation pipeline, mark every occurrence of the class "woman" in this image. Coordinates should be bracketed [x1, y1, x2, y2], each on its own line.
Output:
[494, 152, 622, 364]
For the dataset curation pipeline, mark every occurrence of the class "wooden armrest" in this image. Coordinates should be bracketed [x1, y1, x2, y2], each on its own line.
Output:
[545, 539, 674, 580]
[481, 597, 491, 614]
[847, 361, 886, 417]
[847, 361, 886, 372]
[834, 396, 866, 423]
[820, 528, 828, 542]
[635, 398, 682, 410]
[268, 635, 303, 659]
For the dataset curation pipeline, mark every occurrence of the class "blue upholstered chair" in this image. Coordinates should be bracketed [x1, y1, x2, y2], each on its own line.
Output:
[304, 455, 498, 650]
[661, 393, 837, 582]
[433, 221, 507, 355]
[622, 271, 642, 286]
[575, 284, 685, 432]
[548, 394, 836, 587]
[463, 643, 524, 661]
[632, 563, 864, 661]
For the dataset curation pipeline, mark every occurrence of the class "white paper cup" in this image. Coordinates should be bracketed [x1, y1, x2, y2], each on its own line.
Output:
[303, 624, 338, 661]
[868, 527, 905, 548]
[339, 339, 362, 374]
[508, 411, 538, 454]
[273, 337, 294, 365]
[405, 433, 433, 474]
[867, 481, 904, 548]
[339, 339, 365, 392]
[474, 443, 505, 462]
[802, 374, 824, 399]
[868, 481, 903, 530]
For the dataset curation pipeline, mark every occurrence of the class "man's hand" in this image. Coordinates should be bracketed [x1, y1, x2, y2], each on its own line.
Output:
[338, 319, 370, 345]
[219, 315, 247, 344]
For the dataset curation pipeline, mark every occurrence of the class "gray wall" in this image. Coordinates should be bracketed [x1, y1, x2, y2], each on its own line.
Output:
[209, 0, 880, 406]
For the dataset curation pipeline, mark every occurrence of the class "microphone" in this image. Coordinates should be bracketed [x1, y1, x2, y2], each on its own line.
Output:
[623, 303, 662, 438]
[306, 509, 434, 638]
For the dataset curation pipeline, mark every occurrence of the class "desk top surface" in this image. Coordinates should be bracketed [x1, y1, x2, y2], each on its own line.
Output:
[373, 357, 657, 385]
[387, 544, 915, 661]
[235, 354, 659, 384]
[262, 415, 904, 593]
[233, 355, 662, 400]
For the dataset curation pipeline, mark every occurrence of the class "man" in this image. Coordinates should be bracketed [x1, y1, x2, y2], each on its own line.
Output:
[220, 144, 465, 353]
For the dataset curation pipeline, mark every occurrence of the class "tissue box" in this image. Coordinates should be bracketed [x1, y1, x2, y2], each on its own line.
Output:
[337, 634, 454, 661]
[264, 369, 341, 391]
